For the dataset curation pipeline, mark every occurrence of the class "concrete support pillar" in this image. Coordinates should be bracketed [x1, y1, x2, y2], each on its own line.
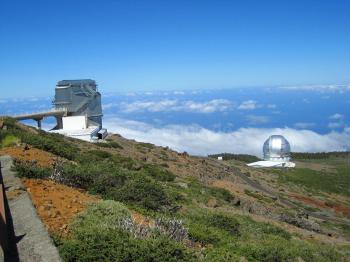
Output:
[34, 118, 43, 130]
[55, 117, 63, 130]
[37, 119, 42, 129]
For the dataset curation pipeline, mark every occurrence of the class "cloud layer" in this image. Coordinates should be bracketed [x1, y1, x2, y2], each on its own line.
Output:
[118, 99, 233, 113]
[105, 117, 350, 157]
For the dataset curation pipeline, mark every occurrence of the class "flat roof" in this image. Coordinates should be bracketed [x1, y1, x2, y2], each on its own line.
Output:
[57, 79, 96, 87]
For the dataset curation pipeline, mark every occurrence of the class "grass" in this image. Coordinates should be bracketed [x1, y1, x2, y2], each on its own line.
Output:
[136, 142, 155, 150]
[0, 134, 20, 147]
[244, 189, 273, 203]
[277, 166, 350, 196]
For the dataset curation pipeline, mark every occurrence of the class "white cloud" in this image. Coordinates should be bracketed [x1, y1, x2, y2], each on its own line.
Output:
[120, 99, 233, 113]
[173, 91, 185, 95]
[280, 84, 350, 93]
[121, 100, 178, 113]
[328, 114, 345, 129]
[102, 103, 118, 110]
[329, 113, 344, 120]
[104, 117, 350, 157]
[246, 115, 269, 125]
[328, 122, 344, 129]
[294, 122, 315, 129]
[181, 99, 232, 113]
[267, 104, 277, 109]
[238, 100, 258, 110]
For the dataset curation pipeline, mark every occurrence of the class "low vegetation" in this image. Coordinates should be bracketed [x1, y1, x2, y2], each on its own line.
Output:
[209, 153, 260, 163]
[1, 118, 348, 261]
[277, 166, 350, 196]
[291, 151, 350, 160]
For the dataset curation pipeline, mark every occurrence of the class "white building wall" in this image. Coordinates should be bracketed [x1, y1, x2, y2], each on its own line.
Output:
[62, 116, 87, 131]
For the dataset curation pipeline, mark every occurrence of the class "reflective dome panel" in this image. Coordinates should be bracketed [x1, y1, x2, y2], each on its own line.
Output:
[263, 135, 291, 161]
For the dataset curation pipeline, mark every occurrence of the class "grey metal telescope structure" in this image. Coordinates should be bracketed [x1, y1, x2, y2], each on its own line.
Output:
[13, 79, 103, 130]
[53, 79, 103, 129]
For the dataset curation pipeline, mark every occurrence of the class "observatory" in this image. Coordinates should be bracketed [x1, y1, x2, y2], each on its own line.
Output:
[13, 79, 107, 142]
[247, 135, 295, 168]
[263, 135, 291, 162]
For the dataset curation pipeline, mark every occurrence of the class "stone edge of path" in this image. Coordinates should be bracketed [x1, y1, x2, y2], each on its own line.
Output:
[0, 155, 62, 262]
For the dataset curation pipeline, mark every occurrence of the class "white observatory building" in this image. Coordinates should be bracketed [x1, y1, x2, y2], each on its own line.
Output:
[14, 79, 107, 142]
[247, 135, 295, 168]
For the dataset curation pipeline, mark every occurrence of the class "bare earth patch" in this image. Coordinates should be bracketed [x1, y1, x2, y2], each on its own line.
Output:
[0, 146, 57, 167]
[22, 178, 100, 235]
[291, 194, 350, 218]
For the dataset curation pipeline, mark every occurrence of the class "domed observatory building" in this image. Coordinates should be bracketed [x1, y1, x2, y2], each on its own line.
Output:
[263, 135, 291, 162]
[247, 135, 295, 168]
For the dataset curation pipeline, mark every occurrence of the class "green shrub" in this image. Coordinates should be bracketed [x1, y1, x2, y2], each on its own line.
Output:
[59, 164, 96, 189]
[96, 141, 123, 149]
[0, 134, 20, 147]
[76, 150, 112, 163]
[111, 154, 138, 170]
[143, 164, 176, 182]
[60, 229, 195, 262]
[109, 141, 124, 149]
[209, 187, 234, 203]
[72, 201, 132, 232]
[110, 175, 170, 211]
[208, 214, 240, 236]
[60, 200, 195, 262]
[136, 142, 155, 149]
[188, 222, 222, 245]
[13, 160, 52, 179]
[90, 171, 127, 195]
[238, 236, 342, 262]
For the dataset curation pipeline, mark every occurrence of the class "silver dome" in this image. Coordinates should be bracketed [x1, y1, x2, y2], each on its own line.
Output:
[263, 135, 291, 161]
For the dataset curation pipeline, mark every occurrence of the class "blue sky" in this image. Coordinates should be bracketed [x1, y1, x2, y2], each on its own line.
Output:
[1, 0, 350, 97]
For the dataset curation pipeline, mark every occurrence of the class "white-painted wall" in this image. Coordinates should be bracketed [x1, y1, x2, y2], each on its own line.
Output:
[62, 116, 87, 131]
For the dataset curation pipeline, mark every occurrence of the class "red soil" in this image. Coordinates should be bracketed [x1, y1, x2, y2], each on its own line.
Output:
[0, 146, 56, 167]
[22, 178, 99, 235]
[291, 194, 350, 218]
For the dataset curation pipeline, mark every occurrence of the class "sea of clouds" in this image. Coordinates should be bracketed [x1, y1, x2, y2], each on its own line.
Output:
[104, 117, 350, 157]
[2, 85, 350, 157]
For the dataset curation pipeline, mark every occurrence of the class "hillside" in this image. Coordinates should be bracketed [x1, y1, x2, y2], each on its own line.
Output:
[1, 117, 350, 261]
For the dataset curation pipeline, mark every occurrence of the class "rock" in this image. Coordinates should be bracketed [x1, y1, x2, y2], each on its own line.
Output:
[207, 198, 219, 208]
[8, 185, 25, 192]
[279, 214, 321, 233]
[271, 196, 278, 201]
[177, 182, 188, 189]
